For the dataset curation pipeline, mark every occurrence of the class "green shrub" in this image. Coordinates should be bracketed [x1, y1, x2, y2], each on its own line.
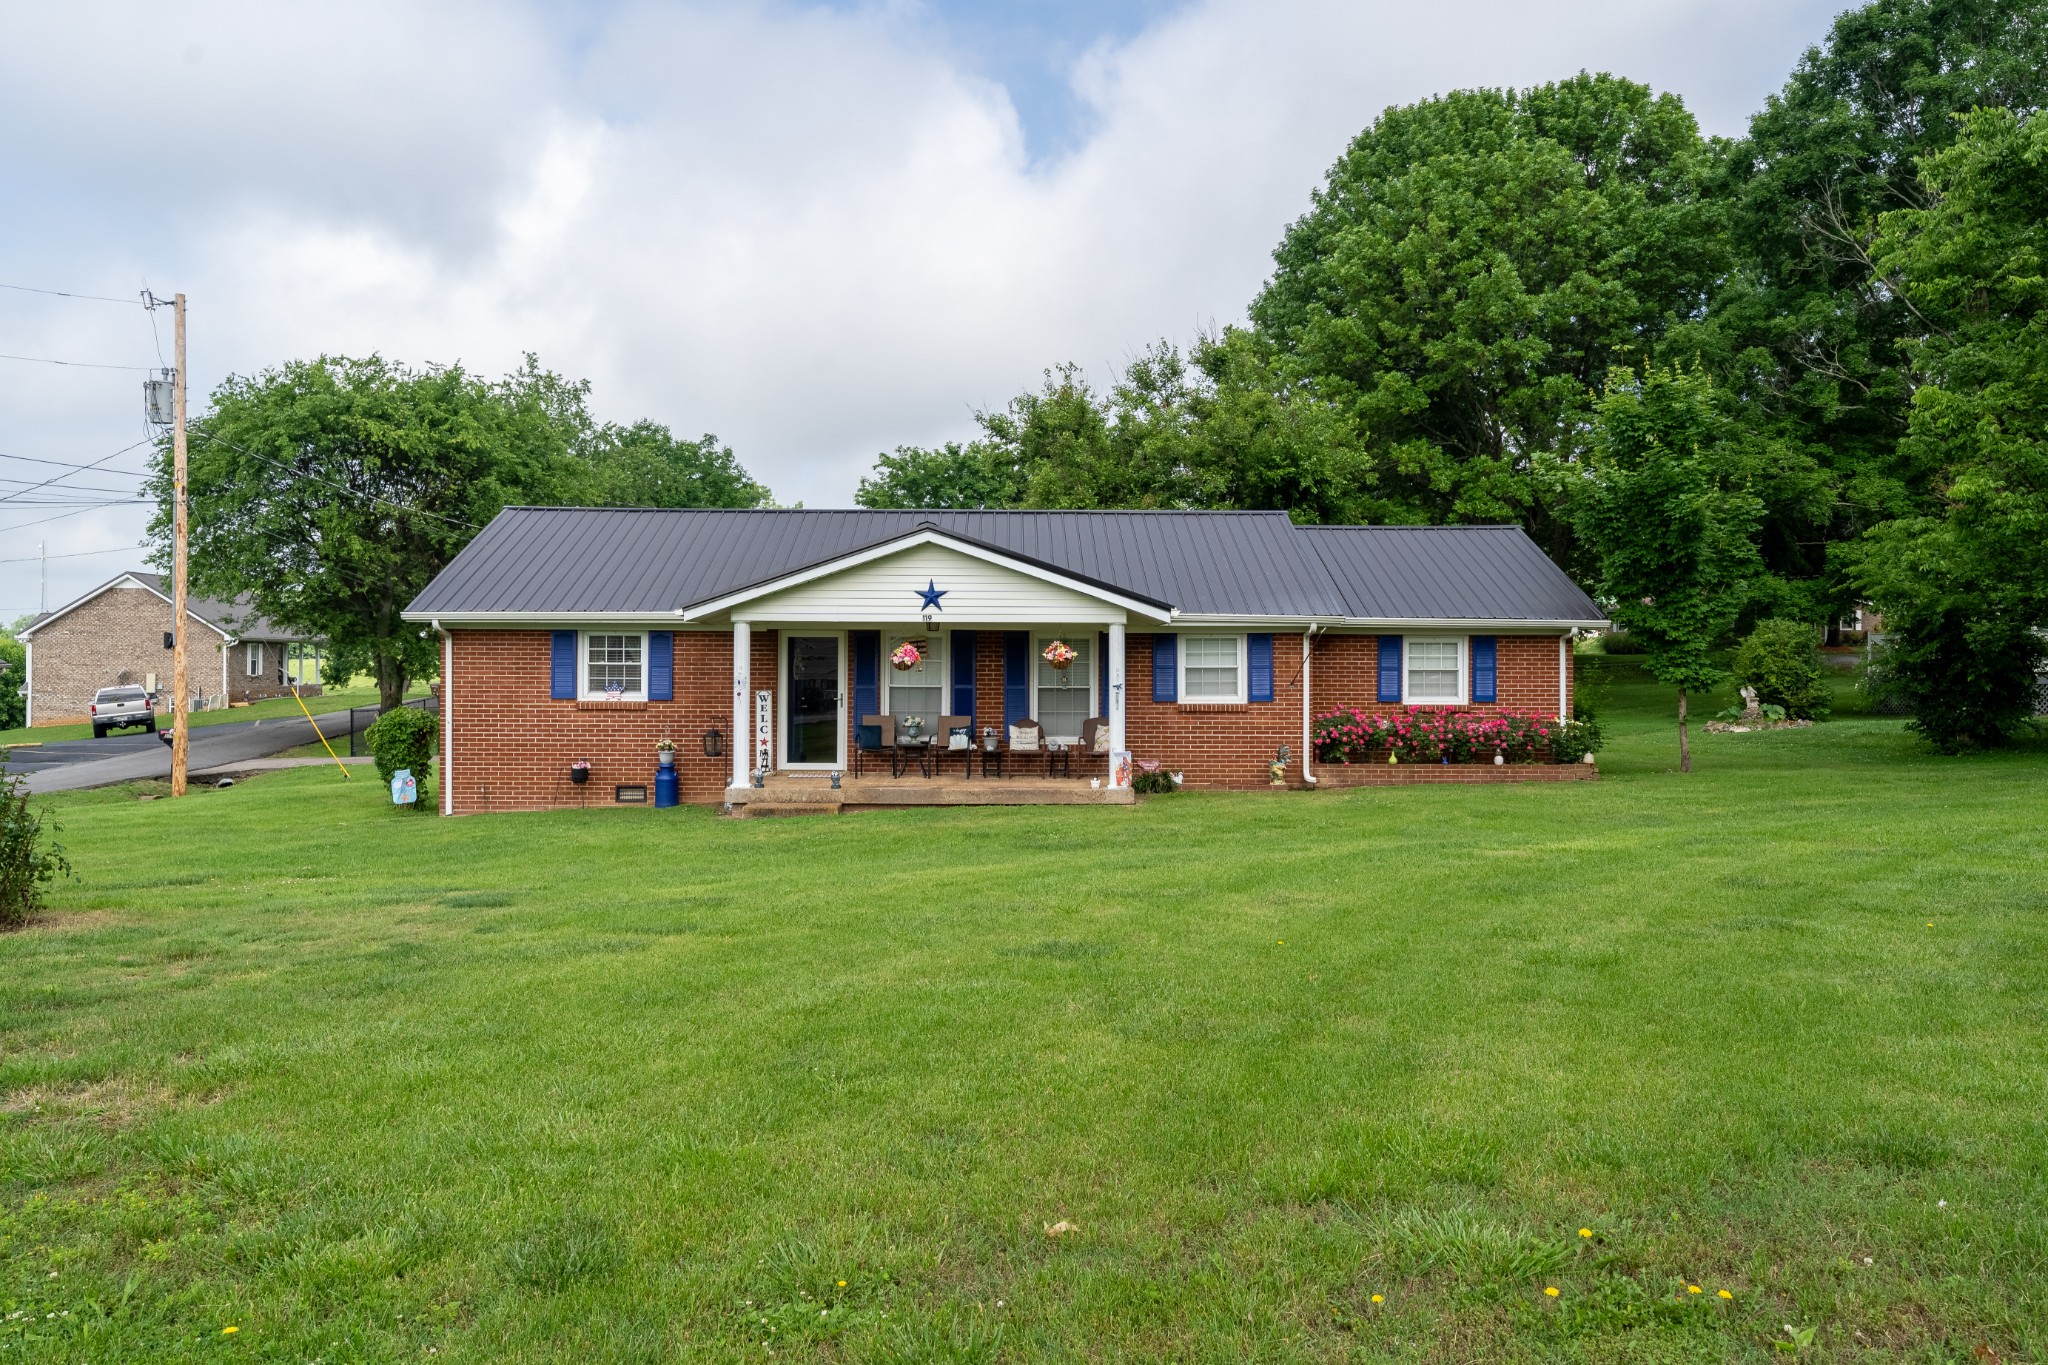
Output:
[1131, 769, 1177, 795]
[0, 773, 70, 929]
[1733, 619, 1830, 719]
[1550, 705, 1605, 764]
[1864, 611, 2045, 752]
[1598, 631, 1647, 655]
[363, 705, 438, 808]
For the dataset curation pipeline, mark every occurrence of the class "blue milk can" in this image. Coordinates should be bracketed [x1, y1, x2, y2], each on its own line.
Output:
[654, 755, 679, 808]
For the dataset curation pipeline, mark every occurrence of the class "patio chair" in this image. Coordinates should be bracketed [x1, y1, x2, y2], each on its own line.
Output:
[935, 714, 975, 779]
[1078, 718, 1112, 780]
[854, 714, 894, 778]
[1006, 718, 1047, 776]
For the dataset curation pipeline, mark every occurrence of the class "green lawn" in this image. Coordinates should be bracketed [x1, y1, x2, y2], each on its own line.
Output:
[4, 662, 2045, 1362]
[0, 683, 432, 750]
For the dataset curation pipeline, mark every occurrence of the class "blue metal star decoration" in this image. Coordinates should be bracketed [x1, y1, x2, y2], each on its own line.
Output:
[916, 578, 947, 612]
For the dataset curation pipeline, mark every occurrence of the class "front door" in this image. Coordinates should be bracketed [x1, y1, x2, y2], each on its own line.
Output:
[786, 636, 841, 765]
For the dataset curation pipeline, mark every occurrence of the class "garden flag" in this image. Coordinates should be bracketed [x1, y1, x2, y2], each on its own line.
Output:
[391, 769, 417, 805]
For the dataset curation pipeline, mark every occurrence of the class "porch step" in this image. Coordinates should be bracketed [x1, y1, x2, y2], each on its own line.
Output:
[740, 799, 842, 818]
[738, 772, 1135, 812]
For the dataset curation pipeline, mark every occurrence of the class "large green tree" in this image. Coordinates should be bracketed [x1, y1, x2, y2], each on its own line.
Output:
[1574, 366, 1764, 771]
[577, 421, 771, 510]
[1847, 105, 2048, 749]
[0, 628, 24, 731]
[1248, 73, 1727, 564]
[1703, 0, 2048, 588]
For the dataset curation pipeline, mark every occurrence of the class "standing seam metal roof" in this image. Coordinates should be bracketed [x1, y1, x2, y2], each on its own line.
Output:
[404, 507, 1603, 622]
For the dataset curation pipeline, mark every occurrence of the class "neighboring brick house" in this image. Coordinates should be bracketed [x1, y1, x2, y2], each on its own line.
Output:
[402, 508, 1607, 814]
[18, 571, 321, 726]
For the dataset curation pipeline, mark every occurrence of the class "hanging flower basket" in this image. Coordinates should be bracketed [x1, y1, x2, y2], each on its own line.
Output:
[890, 641, 922, 671]
[1041, 640, 1077, 670]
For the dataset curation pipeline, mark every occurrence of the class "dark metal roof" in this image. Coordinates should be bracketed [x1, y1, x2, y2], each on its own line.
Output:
[405, 507, 1603, 623]
[1298, 525, 1603, 621]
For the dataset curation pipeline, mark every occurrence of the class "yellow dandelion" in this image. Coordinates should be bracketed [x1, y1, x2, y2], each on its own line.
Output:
[1686, 1284, 1702, 1295]
[1578, 1228, 1592, 1238]
[1370, 1294, 1383, 1304]
[1544, 1287, 1559, 1298]
[1718, 1289, 1733, 1300]
[222, 1326, 239, 1335]
[837, 1281, 847, 1288]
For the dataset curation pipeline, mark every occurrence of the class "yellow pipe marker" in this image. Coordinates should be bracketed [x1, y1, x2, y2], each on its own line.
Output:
[292, 687, 351, 780]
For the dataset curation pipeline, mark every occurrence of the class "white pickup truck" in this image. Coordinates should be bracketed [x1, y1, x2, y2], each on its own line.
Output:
[90, 685, 157, 738]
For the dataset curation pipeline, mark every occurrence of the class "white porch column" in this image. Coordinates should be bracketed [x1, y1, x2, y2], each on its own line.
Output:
[731, 620, 751, 790]
[1107, 621, 1127, 785]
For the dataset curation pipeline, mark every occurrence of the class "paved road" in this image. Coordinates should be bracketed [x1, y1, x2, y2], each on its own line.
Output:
[4, 708, 380, 793]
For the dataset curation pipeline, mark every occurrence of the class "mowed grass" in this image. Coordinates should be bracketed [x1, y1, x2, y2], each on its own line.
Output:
[3, 660, 2045, 1363]
[0, 681, 428, 749]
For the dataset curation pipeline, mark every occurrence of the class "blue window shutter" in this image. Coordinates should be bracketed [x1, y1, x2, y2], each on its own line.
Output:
[951, 630, 977, 717]
[1471, 636, 1497, 703]
[647, 631, 674, 701]
[1098, 633, 1109, 718]
[852, 630, 880, 721]
[1003, 631, 1030, 726]
[1248, 633, 1274, 703]
[550, 630, 577, 700]
[1152, 633, 1178, 703]
[1377, 635, 1403, 704]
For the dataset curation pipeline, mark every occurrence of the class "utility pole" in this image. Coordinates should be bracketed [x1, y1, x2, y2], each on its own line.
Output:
[170, 293, 189, 798]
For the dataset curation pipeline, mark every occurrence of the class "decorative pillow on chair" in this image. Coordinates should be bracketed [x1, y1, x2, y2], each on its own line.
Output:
[1008, 724, 1039, 751]
[947, 726, 971, 750]
[1092, 727, 1112, 753]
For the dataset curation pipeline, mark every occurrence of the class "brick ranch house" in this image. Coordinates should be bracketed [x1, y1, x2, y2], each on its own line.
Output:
[18, 571, 321, 726]
[403, 508, 1607, 815]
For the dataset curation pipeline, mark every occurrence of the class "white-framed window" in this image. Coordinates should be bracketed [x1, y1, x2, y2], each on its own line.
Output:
[1404, 635, 1466, 704]
[245, 642, 265, 677]
[1033, 632, 1095, 742]
[1179, 634, 1246, 704]
[582, 631, 646, 699]
[884, 631, 946, 724]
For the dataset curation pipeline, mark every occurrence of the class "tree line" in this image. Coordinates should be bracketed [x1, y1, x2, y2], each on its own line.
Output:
[856, 0, 2048, 751]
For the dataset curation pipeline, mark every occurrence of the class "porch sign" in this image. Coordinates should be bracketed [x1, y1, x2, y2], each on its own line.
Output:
[754, 689, 773, 777]
[1110, 750, 1132, 789]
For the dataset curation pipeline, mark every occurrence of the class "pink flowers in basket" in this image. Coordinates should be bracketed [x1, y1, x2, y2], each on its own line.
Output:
[1041, 640, 1078, 670]
[1311, 706, 1560, 765]
[889, 641, 922, 671]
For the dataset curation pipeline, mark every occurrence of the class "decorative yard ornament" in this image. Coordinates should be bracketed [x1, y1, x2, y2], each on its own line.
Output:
[1270, 745, 1291, 787]
[391, 768, 417, 805]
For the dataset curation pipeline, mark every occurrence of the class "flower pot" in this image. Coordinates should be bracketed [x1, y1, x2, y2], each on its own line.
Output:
[570, 768, 590, 785]
[657, 751, 675, 768]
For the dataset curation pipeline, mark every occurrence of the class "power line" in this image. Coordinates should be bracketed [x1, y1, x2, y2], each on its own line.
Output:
[0, 281, 147, 306]
[0, 500, 149, 535]
[0, 544, 139, 565]
[0, 351, 153, 372]
[0, 474, 142, 497]
[0, 448, 155, 477]
[0, 437, 153, 506]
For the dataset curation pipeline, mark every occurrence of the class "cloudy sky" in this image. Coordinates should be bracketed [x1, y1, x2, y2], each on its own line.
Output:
[0, 0, 1849, 622]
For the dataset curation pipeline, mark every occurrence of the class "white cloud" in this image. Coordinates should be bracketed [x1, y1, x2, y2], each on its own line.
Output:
[0, 0, 1841, 616]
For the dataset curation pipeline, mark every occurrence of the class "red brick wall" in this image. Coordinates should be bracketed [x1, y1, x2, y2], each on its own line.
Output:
[441, 627, 1574, 811]
[443, 628, 770, 815]
[1308, 633, 1570, 718]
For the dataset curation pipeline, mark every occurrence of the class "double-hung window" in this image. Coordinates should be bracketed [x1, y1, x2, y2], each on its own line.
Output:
[584, 632, 645, 699]
[1181, 635, 1245, 703]
[1033, 633, 1094, 741]
[1404, 636, 1465, 704]
[246, 642, 265, 677]
[884, 632, 945, 725]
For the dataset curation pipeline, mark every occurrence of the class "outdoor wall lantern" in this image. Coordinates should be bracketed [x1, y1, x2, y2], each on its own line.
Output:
[701, 727, 723, 758]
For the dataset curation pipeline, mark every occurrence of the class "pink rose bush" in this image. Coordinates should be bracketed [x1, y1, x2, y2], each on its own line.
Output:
[1311, 706, 1557, 764]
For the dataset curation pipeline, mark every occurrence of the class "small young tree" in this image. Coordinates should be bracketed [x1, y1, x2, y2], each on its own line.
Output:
[1575, 366, 1763, 771]
[1733, 619, 1831, 718]
[0, 773, 70, 929]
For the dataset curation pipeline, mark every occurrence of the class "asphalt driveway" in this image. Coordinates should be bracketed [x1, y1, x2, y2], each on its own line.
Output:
[4, 708, 379, 793]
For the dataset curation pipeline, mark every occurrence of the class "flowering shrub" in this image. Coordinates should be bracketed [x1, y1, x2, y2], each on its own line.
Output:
[1311, 706, 1558, 764]
[889, 642, 922, 671]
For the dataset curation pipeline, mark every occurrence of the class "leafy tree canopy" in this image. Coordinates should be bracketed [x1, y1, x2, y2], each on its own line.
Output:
[1702, 0, 2048, 545]
[148, 354, 770, 710]
[0, 629, 24, 731]
[1574, 365, 1764, 770]
[1248, 73, 1727, 564]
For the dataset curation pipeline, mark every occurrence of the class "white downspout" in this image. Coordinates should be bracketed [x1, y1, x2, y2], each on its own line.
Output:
[438, 622, 452, 816]
[1558, 633, 1569, 720]
[1301, 624, 1319, 788]
[22, 639, 31, 728]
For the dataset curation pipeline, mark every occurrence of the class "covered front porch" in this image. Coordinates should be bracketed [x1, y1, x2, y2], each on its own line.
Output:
[693, 531, 1157, 805]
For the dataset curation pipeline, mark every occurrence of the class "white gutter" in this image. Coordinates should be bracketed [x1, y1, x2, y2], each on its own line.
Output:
[438, 620, 452, 816]
[398, 611, 707, 627]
